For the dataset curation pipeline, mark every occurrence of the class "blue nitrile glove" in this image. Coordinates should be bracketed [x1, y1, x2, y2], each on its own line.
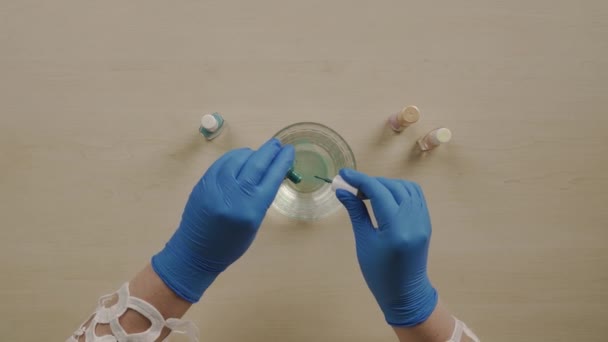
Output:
[335, 169, 438, 327]
[152, 138, 295, 303]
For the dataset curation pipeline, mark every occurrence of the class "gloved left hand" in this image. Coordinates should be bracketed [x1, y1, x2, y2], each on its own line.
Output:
[152, 138, 295, 303]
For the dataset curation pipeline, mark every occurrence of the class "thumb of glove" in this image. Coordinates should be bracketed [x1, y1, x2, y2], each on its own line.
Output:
[336, 189, 373, 238]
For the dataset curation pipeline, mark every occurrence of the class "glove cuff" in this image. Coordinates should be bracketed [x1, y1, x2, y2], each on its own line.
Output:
[384, 283, 438, 327]
[151, 243, 219, 303]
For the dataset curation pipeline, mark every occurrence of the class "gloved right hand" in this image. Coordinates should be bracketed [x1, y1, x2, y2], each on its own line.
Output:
[336, 169, 438, 327]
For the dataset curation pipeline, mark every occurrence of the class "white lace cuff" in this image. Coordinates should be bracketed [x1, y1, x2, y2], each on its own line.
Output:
[67, 283, 199, 342]
[447, 317, 480, 342]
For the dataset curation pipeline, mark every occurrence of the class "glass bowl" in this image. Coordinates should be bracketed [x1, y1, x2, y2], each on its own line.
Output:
[272, 122, 356, 220]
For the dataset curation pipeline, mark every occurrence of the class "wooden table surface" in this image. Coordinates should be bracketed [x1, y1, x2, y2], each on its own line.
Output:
[1, 1, 607, 341]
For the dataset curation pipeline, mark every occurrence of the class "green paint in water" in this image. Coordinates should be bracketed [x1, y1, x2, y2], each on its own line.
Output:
[288, 143, 333, 193]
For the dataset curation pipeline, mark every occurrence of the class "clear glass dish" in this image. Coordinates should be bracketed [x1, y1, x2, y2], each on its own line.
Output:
[272, 122, 356, 220]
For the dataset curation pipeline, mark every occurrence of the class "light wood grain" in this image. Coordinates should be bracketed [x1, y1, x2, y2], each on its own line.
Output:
[1, 1, 607, 341]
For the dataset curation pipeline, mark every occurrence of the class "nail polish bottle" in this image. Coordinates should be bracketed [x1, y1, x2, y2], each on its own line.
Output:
[417, 128, 452, 151]
[388, 106, 420, 132]
[199, 113, 225, 140]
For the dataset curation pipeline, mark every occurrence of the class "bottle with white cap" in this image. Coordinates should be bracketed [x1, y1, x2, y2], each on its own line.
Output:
[199, 112, 225, 140]
[388, 105, 420, 132]
[417, 127, 452, 151]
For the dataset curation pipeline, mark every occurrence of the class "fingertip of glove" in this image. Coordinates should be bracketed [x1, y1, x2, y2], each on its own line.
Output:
[281, 143, 295, 154]
[277, 145, 295, 166]
[335, 189, 354, 202]
[339, 168, 362, 184]
[339, 168, 353, 177]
